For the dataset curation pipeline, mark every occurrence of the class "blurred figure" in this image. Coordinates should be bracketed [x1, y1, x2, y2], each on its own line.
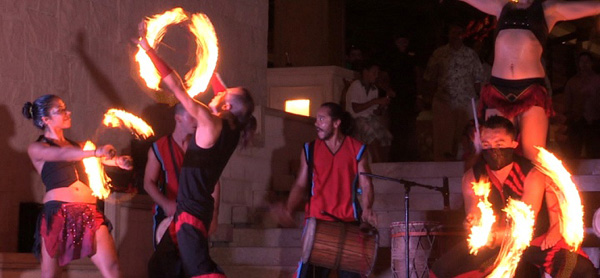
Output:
[424, 24, 484, 161]
[562, 52, 600, 158]
[345, 45, 364, 72]
[383, 33, 421, 161]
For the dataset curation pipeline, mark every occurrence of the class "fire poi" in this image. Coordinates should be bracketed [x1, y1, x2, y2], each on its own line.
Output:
[134, 7, 219, 98]
[534, 146, 584, 251]
[468, 180, 496, 255]
[82, 141, 112, 199]
[487, 198, 535, 278]
[102, 108, 155, 139]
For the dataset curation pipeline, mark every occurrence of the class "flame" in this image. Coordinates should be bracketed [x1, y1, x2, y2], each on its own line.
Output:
[135, 8, 219, 98]
[185, 13, 219, 97]
[135, 8, 188, 90]
[102, 108, 154, 139]
[468, 180, 496, 255]
[82, 141, 111, 199]
[488, 198, 535, 278]
[534, 146, 584, 251]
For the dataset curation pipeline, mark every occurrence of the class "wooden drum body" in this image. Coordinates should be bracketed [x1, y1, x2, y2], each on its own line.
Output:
[301, 218, 379, 276]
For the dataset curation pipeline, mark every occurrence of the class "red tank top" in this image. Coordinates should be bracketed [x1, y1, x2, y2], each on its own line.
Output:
[152, 135, 184, 200]
[305, 137, 366, 222]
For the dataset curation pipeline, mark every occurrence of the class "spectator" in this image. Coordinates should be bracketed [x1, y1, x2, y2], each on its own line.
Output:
[423, 23, 484, 161]
[345, 61, 393, 162]
[562, 52, 600, 158]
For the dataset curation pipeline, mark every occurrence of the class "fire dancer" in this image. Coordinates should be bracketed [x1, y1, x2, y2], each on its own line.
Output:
[144, 103, 221, 278]
[274, 102, 377, 278]
[461, 0, 600, 161]
[135, 22, 256, 278]
[430, 116, 596, 277]
[22, 94, 132, 278]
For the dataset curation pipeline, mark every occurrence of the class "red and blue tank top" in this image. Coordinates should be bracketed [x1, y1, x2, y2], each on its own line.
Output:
[304, 136, 366, 222]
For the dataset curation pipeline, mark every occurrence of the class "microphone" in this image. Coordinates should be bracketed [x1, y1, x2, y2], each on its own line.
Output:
[442, 176, 450, 210]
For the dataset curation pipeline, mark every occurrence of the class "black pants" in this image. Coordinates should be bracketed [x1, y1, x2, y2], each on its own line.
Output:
[148, 233, 184, 278]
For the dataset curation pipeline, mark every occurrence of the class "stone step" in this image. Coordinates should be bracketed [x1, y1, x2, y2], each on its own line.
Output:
[371, 159, 600, 177]
[211, 246, 302, 267]
[230, 228, 303, 247]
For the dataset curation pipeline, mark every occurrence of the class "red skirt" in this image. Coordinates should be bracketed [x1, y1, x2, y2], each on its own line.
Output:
[36, 201, 110, 266]
[479, 82, 554, 119]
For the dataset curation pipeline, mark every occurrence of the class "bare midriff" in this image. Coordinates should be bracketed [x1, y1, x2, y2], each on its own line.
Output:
[43, 180, 96, 204]
[492, 29, 545, 80]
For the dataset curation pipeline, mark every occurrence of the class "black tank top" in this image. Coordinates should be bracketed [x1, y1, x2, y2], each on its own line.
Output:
[177, 119, 240, 220]
[37, 136, 89, 192]
[496, 0, 548, 46]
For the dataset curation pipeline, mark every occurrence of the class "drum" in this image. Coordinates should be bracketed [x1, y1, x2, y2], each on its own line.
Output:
[391, 221, 443, 278]
[301, 218, 379, 276]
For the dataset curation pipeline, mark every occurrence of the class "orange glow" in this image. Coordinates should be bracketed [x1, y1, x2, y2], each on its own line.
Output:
[534, 146, 584, 251]
[135, 8, 219, 98]
[488, 198, 535, 278]
[82, 141, 111, 199]
[285, 99, 310, 117]
[468, 180, 496, 255]
[103, 109, 154, 139]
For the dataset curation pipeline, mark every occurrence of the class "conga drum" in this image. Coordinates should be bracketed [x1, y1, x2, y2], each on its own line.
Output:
[301, 218, 379, 276]
[391, 221, 443, 278]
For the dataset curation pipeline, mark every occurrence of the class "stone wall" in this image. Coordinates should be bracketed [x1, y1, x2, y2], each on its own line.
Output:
[0, 0, 267, 252]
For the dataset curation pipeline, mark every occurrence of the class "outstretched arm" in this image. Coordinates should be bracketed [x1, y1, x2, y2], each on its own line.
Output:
[135, 22, 222, 148]
[545, 0, 600, 29]
[459, 0, 505, 17]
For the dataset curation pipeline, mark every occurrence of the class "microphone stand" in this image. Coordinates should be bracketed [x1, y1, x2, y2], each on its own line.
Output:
[360, 173, 449, 278]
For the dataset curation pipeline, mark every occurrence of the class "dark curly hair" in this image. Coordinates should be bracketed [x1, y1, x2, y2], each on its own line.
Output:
[22, 94, 61, 130]
[320, 102, 354, 136]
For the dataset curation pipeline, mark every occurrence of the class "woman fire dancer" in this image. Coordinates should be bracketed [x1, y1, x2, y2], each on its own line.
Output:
[461, 0, 600, 161]
[23, 94, 132, 278]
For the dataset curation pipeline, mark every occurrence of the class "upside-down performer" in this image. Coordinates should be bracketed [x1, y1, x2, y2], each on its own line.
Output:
[23, 94, 133, 278]
[460, 0, 600, 162]
[135, 22, 256, 278]
[430, 116, 596, 277]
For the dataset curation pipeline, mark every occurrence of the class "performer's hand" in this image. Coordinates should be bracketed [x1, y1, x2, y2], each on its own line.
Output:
[271, 202, 296, 228]
[361, 208, 378, 227]
[115, 155, 133, 170]
[132, 21, 151, 50]
[95, 144, 116, 159]
[163, 200, 177, 217]
[473, 132, 482, 154]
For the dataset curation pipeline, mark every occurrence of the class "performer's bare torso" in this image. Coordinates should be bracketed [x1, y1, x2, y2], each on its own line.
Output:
[493, 29, 545, 79]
